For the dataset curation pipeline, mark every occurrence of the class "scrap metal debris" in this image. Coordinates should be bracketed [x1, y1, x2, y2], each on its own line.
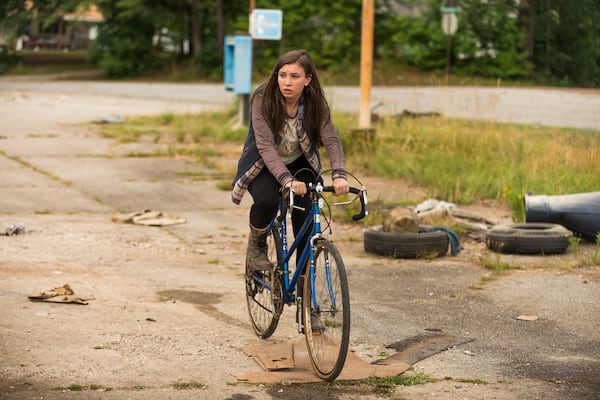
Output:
[3, 224, 28, 236]
[28, 284, 94, 305]
[414, 198, 498, 241]
[111, 210, 186, 226]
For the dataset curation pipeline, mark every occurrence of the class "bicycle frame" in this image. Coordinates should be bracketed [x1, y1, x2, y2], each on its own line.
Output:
[245, 176, 367, 380]
[273, 185, 323, 305]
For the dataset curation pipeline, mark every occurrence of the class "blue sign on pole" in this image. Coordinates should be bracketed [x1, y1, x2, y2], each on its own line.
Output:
[250, 9, 282, 40]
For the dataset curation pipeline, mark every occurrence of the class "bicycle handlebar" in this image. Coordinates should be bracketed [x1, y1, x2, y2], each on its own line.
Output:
[321, 186, 369, 221]
[282, 183, 368, 222]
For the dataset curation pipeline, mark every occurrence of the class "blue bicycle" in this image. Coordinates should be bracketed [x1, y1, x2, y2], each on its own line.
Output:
[245, 172, 368, 381]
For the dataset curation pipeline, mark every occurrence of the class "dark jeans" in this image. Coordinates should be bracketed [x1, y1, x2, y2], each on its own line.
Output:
[248, 156, 316, 265]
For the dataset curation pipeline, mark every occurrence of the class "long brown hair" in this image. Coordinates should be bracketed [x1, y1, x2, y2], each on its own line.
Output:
[254, 49, 330, 145]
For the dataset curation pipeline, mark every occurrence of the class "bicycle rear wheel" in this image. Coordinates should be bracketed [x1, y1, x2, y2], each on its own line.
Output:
[245, 225, 283, 338]
[303, 239, 350, 381]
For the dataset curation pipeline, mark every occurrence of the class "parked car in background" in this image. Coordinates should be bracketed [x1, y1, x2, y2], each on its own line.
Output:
[22, 36, 70, 51]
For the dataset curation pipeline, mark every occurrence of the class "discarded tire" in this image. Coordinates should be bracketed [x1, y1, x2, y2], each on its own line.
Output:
[364, 225, 449, 259]
[485, 223, 572, 255]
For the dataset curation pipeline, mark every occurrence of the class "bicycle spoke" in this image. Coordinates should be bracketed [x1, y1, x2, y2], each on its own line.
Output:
[303, 240, 350, 381]
[245, 227, 283, 339]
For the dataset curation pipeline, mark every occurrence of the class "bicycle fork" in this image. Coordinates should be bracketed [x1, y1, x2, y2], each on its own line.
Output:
[295, 241, 315, 334]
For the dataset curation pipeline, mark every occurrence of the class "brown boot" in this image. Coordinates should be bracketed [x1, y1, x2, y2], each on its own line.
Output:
[247, 224, 273, 271]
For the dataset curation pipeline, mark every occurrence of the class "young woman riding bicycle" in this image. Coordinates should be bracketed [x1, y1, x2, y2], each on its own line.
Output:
[231, 49, 349, 271]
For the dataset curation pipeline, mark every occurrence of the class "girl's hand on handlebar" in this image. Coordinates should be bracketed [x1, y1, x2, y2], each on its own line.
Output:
[332, 177, 349, 196]
[286, 179, 307, 196]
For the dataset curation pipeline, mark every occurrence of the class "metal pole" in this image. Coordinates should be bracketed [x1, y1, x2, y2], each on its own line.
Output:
[445, 34, 451, 77]
[358, 0, 374, 129]
[241, 0, 255, 126]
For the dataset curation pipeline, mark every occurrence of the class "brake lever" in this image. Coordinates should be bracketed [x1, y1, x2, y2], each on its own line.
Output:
[288, 189, 294, 217]
[323, 186, 368, 220]
[288, 189, 306, 216]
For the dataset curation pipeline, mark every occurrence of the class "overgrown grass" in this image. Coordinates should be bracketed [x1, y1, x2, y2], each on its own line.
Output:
[570, 233, 600, 267]
[479, 252, 512, 275]
[335, 113, 599, 219]
[96, 110, 599, 220]
[99, 110, 246, 145]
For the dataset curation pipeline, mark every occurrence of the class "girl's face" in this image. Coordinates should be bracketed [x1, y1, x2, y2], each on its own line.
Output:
[277, 63, 312, 101]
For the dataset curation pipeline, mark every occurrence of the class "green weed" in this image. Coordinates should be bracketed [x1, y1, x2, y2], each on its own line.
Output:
[594, 234, 600, 264]
[67, 384, 112, 391]
[569, 236, 582, 257]
[502, 185, 525, 222]
[171, 380, 207, 390]
[367, 373, 435, 392]
[572, 233, 600, 267]
[479, 252, 511, 275]
[455, 377, 489, 384]
[216, 180, 233, 191]
[336, 373, 435, 393]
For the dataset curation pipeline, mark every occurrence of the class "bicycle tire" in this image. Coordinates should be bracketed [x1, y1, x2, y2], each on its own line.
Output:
[303, 239, 350, 381]
[245, 225, 283, 338]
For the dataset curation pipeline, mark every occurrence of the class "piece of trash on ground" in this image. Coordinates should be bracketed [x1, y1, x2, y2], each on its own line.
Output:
[111, 210, 186, 226]
[516, 315, 539, 321]
[28, 284, 94, 305]
[93, 115, 124, 124]
[3, 224, 28, 236]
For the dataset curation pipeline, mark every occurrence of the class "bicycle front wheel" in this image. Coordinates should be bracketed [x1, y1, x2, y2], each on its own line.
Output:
[303, 239, 350, 381]
[245, 225, 283, 338]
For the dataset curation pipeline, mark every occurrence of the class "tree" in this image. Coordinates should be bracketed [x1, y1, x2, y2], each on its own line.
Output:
[457, 0, 531, 78]
[377, 0, 533, 79]
[525, 0, 600, 86]
[1, 0, 95, 40]
[247, 0, 364, 76]
[86, 0, 245, 78]
[1, 0, 598, 86]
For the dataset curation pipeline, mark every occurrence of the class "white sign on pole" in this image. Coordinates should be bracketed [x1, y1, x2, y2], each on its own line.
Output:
[442, 13, 458, 35]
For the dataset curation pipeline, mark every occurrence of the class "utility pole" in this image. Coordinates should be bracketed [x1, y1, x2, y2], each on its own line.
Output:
[358, 0, 374, 129]
[241, 0, 255, 126]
